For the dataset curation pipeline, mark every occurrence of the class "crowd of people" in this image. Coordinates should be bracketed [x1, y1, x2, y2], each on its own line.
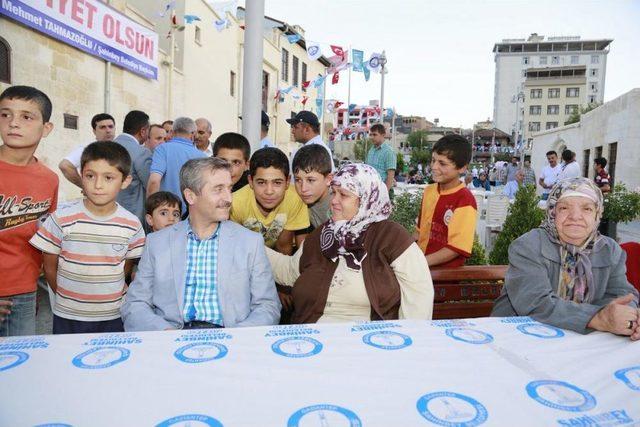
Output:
[1, 85, 638, 342]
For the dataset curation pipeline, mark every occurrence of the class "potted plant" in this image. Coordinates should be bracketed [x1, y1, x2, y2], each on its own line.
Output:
[601, 184, 640, 239]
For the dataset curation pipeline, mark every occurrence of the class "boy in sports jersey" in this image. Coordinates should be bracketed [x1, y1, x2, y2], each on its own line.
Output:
[416, 134, 477, 267]
[30, 142, 145, 334]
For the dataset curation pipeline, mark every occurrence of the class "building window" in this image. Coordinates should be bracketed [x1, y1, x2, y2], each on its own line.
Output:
[522, 70, 527, 77]
[547, 105, 559, 115]
[595, 145, 603, 160]
[583, 149, 590, 178]
[63, 113, 78, 130]
[539, 56, 547, 65]
[608, 142, 617, 183]
[528, 122, 540, 132]
[281, 48, 289, 82]
[565, 104, 579, 115]
[529, 105, 542, 115]
[0, 37, 10, 83]
[292, 55, 299, 87]
[566, 87, 580, 98]
[195, 26, 201, 45]
[301, 62, 307, 91]
[551, 56, 559, 64]
[591, 55, 599, 64]
[522, 56, 529, 65]
[548, 88, 560, 98]
[530, 89, 542, 99]
[570, 55, 579, 64]
[590, 82, 598, 92]
[261, 71, 269, 112]
[546, 122, 558, 130]
[588, 95, 596, 104]
[229, 71, 236, 97]
[590, 68, 598, 77]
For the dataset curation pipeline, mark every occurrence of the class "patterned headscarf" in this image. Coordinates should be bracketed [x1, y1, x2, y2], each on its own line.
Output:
[320, 163, 392, 271]
[540, 177, 604, 303]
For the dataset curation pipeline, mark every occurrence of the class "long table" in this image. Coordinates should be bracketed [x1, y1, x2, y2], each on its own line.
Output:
[1, 317, 639, 426]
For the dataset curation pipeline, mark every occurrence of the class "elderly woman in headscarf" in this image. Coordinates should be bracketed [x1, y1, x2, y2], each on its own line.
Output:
[492, 177, 640, 339]
[266, 163, 434, 323]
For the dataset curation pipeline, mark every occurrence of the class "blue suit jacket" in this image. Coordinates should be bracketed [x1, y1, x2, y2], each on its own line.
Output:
[121, 220, 281, 331]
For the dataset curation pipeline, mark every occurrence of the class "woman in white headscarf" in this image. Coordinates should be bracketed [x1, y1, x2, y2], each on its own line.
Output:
[266, 163, 433, 324]
[492, 177, 640, 338]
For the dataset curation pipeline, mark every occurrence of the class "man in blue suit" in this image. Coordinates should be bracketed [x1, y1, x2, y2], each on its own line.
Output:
[122, 157, 280, 330]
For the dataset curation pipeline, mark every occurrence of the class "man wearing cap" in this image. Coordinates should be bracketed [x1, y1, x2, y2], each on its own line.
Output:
[287, 111, 335, 172]
[260, 111, 274, 148]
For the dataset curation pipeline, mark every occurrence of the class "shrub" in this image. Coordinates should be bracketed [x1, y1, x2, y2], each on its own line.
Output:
[466, 234, 488, 265]
[603, 184, 640, 223]
[390, 191, 422, 235]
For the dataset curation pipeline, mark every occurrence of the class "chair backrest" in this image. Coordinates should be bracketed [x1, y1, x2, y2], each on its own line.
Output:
[473, 194, 485, 219]
[486, 194, 510, 225]
[620, 242, 640, 292]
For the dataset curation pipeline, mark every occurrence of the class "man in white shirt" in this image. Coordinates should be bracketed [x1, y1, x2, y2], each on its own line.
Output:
[287, 110, 335, 173]
[259, 111, 274, 148]
[538, 150, 562, 200]
[557, 149, 581, 182]
[194, 118, 214, 157]
[58, 113, 116, 188]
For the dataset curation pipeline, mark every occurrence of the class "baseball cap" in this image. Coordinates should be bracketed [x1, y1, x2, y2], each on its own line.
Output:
[286, 111, 320, 127]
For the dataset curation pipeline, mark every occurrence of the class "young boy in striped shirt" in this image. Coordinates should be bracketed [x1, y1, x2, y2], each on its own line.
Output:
[30, 141, 145, 334]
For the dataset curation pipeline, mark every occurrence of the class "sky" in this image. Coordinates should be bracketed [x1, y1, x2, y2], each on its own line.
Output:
[253, 0, 640, 129]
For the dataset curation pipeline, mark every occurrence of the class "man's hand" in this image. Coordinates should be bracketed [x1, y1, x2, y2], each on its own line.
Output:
[0, 299, 12, 322]
[588, 294, 639, 337]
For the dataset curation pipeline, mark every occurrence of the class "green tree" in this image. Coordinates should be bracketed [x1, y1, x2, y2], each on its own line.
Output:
[389, 191, 422, 235]
[406, 130, 431, 150]
[396, 152, 405, 174]
[353, 138, 370, 162]
[488, 185, 545, 265]
[466, 234, 488, 265]
[410, 149, 431, 168]
[564, 102, 601, 125]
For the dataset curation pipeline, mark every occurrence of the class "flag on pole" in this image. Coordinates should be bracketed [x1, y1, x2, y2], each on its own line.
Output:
[330, 45, 346, 61]
[366, 53, 383, 73]
[315, 98, 323, 119]
[287, 34, 302, 44]
[352, 49, 364, 72]
[306, 41, 322, 61]
[183, 15, 201, 24]
[332, 72, 339, 85]
[363, 65, 371, 81]
[302, 96, 309, 106]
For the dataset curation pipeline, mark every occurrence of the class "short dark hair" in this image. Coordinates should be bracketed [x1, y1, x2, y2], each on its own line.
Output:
[561, 149, 573, 162]
[161, 120, 173, 127]
[432, 134, 471, 168]
[213, 132, 251, 161]
[0, 85, 52, 122]
[369, 123, 385, 134]
[292, 144, 332, 176]
[149, 124, 164, 133]
[249, 147, 289, 178]
[123, 110, 150, 135]
[594, 157, 607, 168]
[261, 124, 269, 134]
[91, 113, 115, 130]
[146, 191, 181, 216]
[546, 150, 557, 157]
[81, 141, 132, 177]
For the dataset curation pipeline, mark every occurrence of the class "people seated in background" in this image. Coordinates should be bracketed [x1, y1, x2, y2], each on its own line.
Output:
[503, 169, 524, 200]
[213, 132, 251, 192]
[292, 144, 333, 231]
[230, 147, 310, 255]
[492, 177, 639, 339]
[121, 157, 281, 331]
[416, 135, 477, 267]
[145, 191, 182, 232]
[473, 171, 491, 191]
[463, 172, 475, 189]
[30, 142, 145, 334]
[266, 163, 434, 323]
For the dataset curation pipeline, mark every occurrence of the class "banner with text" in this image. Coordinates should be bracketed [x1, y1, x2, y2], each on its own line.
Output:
[0, 0, 159, 79]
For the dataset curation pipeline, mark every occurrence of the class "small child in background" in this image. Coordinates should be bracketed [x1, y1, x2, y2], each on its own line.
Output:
[145, 191, 182, 232]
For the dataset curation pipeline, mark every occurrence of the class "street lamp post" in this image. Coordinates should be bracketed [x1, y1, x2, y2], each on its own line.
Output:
[512, 91, 525, 167]
[379, 50, 387, 124]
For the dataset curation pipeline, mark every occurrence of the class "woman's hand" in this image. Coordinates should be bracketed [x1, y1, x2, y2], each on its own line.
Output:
[588, 294, 640, 338]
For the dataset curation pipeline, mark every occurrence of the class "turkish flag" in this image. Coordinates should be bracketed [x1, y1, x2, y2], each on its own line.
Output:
[302, 81, 311, 89]
[334, 101, 344, 109]
[302, 96, 309, 106]
[331, 45, 345, 60]
[273, 90, 280, 100]
[332, 72, 339, 85]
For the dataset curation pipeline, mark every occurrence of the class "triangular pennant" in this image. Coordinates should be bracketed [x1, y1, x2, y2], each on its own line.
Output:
[332, 72, 339, 85]
[287, 34, 302, 44]
[183, 15, 201, 24]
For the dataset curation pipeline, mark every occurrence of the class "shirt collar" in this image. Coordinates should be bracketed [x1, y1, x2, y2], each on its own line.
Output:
[187, 221, 221, 241]
[306, 135, 323, 145]
[169, 137, 195, 146]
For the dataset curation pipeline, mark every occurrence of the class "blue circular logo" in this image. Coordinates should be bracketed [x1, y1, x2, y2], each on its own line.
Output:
[287, 404, 361, 427]
[526, 380, 596, 412]
[72, 346, 130, 369]
[369, 57, 380, 68]
[272, 336, 323, 358]
[445, 328, 494, 345]
[417, 391, 488, 427]
[517, 323, 565, 339]
[156, 414, 224, 427]
[308, 46, 319, 56]
[362, 331, 412, 350]
[614, 366, 640, 391]
[174, 342, 228, 364]
[0, 351, 29, 372]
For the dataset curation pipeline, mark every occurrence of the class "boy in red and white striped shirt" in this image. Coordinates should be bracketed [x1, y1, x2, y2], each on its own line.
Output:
[30, 141, 145, 334]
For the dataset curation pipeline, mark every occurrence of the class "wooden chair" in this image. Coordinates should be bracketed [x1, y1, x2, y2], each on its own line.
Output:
[431, 265, 508, 319]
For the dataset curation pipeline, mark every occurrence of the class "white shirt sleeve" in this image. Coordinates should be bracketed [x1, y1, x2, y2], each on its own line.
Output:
[265, 243, 303, 287]
[64, 144, 88, 169]
[392, 243, 434, 320]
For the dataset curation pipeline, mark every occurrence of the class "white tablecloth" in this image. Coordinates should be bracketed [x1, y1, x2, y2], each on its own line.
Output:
[1, 317, 639, 426]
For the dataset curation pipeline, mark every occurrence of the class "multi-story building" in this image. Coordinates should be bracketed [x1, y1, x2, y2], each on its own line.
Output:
[492, 33, 611, 142]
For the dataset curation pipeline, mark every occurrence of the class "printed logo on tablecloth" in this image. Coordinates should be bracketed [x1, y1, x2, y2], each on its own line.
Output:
[416, 391, 488, 427]
[82, 332, 142, 346]
[500, 316, 533, 324]
[265, 325, 320, 337]
[176, 330, 232, 342]
[72, 346, 130, 369]
[516, 323, 565, 339]
[351, 320, 402, 333]
[614, 366, 640, 391]
[34, 424, 73, 427]
[362, 330, 412, 350]
[174, 342, 228, 364]
[430, 320, 476, 328]
[526, 380, 596, 412]
[287, 404, 362, 427]
[272, 336, 323, 358]
[445, 328, 493, 345]
[557, 409, 636, 426]
[0, 351, 29, 372]
[156, 413, 224, 427]
[0, 336, 49, 351]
